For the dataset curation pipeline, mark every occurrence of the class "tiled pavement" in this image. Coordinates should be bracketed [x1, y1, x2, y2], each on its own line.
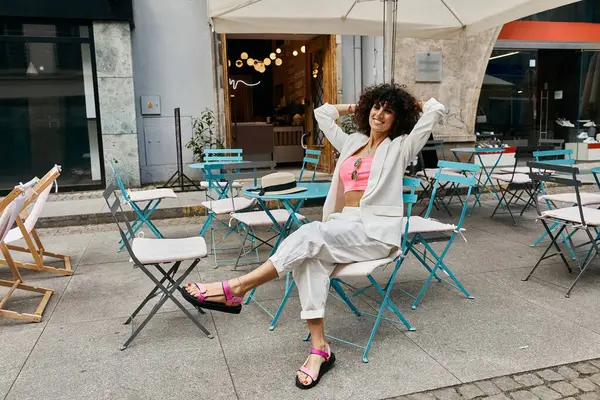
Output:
[398, 360, 600, 400]
[3, 200, 600, 399]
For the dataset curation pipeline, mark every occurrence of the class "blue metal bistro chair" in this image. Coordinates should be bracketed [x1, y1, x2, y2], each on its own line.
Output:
[530, 149, 577, 259]
[199, 149, 244, 195]
[298, 149, 322, 183]
[404, 161, 480, 310]
[306, 176, 421, 363]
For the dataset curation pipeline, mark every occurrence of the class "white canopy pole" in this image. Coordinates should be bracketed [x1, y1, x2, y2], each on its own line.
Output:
[383, 0, 398, 84]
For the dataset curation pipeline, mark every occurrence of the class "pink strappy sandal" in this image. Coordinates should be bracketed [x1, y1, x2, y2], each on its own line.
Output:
[295, 344, 336, 389]
[182, 280, 243, 314]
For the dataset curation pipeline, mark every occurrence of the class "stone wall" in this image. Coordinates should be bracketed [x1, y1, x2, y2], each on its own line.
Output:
[393, 28, 502, 143]
[93, 21, 141, 186]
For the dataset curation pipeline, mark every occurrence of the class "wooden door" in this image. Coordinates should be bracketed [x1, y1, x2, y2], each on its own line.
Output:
[221, 33, 233, 148]
[305, 35, 337, 173]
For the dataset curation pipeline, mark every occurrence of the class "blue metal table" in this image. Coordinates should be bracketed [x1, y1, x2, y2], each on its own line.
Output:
[243, 181, 330, 330]
[451, 147, 506, 212]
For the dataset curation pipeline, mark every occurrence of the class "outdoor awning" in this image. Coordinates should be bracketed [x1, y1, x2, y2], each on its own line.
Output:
[209, 0, 582, 38]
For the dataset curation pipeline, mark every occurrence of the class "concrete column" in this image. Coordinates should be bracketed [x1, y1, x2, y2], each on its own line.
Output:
[393, 28, 501, 142]
[93, 21, 141, 186]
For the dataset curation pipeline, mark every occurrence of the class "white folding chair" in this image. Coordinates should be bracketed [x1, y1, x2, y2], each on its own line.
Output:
[103, 183, 213, 349]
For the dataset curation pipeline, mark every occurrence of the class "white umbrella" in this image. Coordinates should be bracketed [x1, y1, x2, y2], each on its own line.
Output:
[210, 0, 581, 82]
[209, 0, 581, 38]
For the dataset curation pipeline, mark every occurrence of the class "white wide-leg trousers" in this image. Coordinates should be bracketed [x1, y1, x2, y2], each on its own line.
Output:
[269, 207, 394, 319]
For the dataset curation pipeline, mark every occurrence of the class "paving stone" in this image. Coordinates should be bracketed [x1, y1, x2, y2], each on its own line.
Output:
[579, 393, 600, 400]
[510, 390, 540, 400]
[493, 377, 523, 392]
[484, 394, 511, 400]
[571, 378, 598, 392]
[457, 383, 485, 400]
[458, 384, 486, 400]
[589, 374, 600, 386]
[477, 381, 503, 396]
[514, 374, 544, 388]
[549, 381, 579, 396]
[537, 370, 564, 382]
[574, 363, 600, 375]
[558, 366, 581, 380]
[529, 386, 562, 400]
[408, 393, 437, 400]
[431, 388, 461, 400]
[590, 360, 600, 370]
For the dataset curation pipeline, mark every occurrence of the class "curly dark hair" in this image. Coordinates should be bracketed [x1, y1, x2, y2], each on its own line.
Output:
[353, 83, 421, 140]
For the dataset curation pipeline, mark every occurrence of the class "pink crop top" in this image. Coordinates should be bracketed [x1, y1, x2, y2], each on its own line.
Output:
[340, 155, 373, 193]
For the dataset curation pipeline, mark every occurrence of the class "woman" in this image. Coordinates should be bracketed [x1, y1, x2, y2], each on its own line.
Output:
[183, 83, 445, 389]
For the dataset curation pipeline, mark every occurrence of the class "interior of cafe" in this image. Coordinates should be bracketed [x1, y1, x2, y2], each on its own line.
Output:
[224, 34, 333, 167]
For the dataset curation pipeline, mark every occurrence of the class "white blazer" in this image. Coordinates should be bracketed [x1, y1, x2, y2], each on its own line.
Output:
[314, 98, 446, 247]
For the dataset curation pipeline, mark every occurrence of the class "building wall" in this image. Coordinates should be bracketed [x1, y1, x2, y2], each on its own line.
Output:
[131, 0, 215, 184]
[93, 21, 141, 186]
[393, 28, 502, 143]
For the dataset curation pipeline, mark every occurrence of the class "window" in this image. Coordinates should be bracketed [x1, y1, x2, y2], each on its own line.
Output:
[0, 21, 103, 191]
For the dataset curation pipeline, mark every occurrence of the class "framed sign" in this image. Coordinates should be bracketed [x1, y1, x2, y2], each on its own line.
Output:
[416, 52, 442, 82]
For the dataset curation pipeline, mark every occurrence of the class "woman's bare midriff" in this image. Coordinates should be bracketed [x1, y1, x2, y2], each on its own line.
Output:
[344, 190, 365, 207]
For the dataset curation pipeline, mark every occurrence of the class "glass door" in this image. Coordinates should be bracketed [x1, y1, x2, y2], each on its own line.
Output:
[477, 49, 538, 149]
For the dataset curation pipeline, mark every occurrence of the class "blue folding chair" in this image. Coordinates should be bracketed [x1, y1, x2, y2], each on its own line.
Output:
[320, 176, 420, 362]
[109, 160, 178, 252]
[203, 148, 243, 163]
[298, 149, 322, 182]
[199, 161, 275, 267]
[200, 149, 244, 195]
[530, 149, 577, 259]
[404, 161, 480, 309]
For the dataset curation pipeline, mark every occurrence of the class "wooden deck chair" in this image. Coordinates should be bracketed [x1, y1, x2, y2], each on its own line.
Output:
[0, 183, 54, 322]
[0, 165, 72, 276]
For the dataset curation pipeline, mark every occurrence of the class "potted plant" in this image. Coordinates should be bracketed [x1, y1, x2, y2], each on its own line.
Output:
[186, 108, 224, 161]
[331, 114, 358, 164]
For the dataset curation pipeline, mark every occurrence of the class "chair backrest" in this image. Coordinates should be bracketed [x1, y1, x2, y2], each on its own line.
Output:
[532, 149, 575, 195]
[109, 160, 130, 201]
[414, 139, 443, 176]
[504, 146, 528, 179]
[401, 176, 421, 251]
[103, 182, 143, 265]
[299, 149, 322, 183]
[21, 183, 53, 235]
[527, 161, 585, 224]
[532, 149, 575, 166]
[0, 191, 26, 244]
[591, 166, 600, 189]
[426, 161, 481, 226]
[203, 148, 243, 163]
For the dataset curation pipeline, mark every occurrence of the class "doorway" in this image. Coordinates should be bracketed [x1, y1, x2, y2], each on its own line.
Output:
[221, 34, 337, 173]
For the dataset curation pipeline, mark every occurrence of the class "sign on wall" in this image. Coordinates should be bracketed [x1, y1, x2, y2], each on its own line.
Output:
[416, 52, 442, 83]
